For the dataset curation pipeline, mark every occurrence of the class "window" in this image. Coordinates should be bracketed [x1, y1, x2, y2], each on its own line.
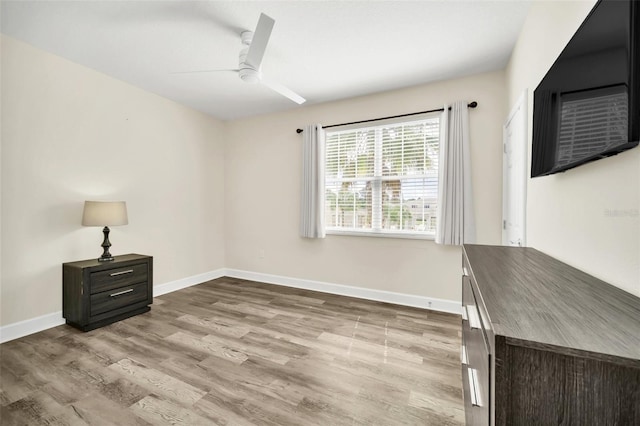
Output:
[325, 115, 440, 237]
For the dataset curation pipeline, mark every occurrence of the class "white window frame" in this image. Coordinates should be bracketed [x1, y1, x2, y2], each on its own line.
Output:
[324, 114, 440, 240]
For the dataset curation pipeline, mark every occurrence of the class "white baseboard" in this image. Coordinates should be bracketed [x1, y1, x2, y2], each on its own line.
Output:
[0, 311, 65, 344]
[224, 269, 462, 315]
[153, 268, 226, 297]
[0, 267, 459, 343]
[0, 268, 227, 344]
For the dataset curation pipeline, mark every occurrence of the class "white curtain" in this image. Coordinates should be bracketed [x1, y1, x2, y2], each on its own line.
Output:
[300, 124, 326, 238]
[436, 101, 476, 245]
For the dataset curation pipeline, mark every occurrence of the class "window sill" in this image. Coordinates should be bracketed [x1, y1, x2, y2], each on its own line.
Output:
[326, 229, 435, 241]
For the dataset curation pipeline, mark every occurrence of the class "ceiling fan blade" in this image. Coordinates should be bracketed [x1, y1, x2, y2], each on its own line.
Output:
[171, 69, 239, 74]
[261, 78, 306, 104]
[244, 13, 275, 70]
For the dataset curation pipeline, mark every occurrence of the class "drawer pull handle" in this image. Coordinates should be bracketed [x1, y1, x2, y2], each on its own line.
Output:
[467, 306, 482, 330]
[468, 367, 483, 407]
[110, 288, 134, 297]
[110, 269, 134, 277]
[461, 345, 468, 365]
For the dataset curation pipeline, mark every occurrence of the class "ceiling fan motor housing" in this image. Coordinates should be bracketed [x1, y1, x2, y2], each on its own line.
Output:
[241, 30, 253, 46]
[238, 46, 260, 83]
[239, 67, 260, 83]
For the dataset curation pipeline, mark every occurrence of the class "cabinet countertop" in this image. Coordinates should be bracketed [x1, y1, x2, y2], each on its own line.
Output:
[463, 244, 640, 364]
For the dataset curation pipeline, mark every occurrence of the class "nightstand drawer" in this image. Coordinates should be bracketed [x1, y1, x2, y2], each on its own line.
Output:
[90, 263, 148, 294]
[90, 282, 149, 317]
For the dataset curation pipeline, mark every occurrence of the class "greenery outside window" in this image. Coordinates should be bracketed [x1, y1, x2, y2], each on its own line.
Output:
[325, 115, 440, 238]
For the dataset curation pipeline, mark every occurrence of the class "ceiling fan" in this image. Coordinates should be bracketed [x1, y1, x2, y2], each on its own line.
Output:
[175, 13, 305, 105]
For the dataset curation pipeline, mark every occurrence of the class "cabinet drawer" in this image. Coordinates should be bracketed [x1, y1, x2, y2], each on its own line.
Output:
[463, 277, 489, 355]
[90, 282, 149, 317]
[90, 263, 148, 294]
[464, 361, 490, 426]
[462, 274, 491, 426]
[466, 324, 490, 410]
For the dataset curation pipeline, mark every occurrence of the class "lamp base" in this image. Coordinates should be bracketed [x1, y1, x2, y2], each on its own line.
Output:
[99, 226, 114, 261]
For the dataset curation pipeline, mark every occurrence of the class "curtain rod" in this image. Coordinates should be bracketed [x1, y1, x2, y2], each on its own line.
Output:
[295, 101, 477, 134]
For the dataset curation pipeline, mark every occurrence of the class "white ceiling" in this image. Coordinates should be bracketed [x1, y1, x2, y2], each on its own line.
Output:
[1, 1, 531, 121]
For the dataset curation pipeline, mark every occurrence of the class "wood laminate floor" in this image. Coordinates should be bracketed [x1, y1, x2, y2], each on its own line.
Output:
[0, 278, 464, 425]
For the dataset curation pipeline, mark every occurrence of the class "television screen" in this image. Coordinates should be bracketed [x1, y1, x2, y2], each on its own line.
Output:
[531, 0, 639, 177]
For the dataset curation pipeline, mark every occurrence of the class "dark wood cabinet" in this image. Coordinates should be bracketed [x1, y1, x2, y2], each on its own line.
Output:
[63, 254, 153, 331]
[462, 244, 640, 426]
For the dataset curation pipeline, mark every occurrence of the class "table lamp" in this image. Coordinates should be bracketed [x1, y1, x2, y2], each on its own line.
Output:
[82, 201, 128, 262]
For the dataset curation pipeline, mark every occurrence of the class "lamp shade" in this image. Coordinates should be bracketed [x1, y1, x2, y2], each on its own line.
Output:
[82, 201, 128, 226]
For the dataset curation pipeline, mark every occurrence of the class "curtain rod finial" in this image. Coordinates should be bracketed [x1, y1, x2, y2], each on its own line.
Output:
[296, 128, 303, 134]
[469, 101, 478, 108]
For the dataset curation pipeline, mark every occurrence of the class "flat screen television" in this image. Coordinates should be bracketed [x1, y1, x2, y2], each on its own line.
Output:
[531, 0, 640, 177]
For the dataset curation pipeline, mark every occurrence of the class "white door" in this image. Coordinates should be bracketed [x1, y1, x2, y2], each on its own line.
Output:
[503, 92, 527, 247]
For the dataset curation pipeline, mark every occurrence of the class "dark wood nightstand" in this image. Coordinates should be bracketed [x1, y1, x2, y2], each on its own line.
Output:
[62, 254, 153, 331]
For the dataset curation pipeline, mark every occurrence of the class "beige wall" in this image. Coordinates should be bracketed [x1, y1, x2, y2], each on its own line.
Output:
[0, 37, 504, 329]
[225, 71, 506, 302]
[7, 0, 636, 331]
[506, 0, 640, 296]
[1, 36, 226, 326]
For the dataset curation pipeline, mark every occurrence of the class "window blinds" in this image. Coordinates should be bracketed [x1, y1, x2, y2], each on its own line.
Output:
[325, 116, 440, 235]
